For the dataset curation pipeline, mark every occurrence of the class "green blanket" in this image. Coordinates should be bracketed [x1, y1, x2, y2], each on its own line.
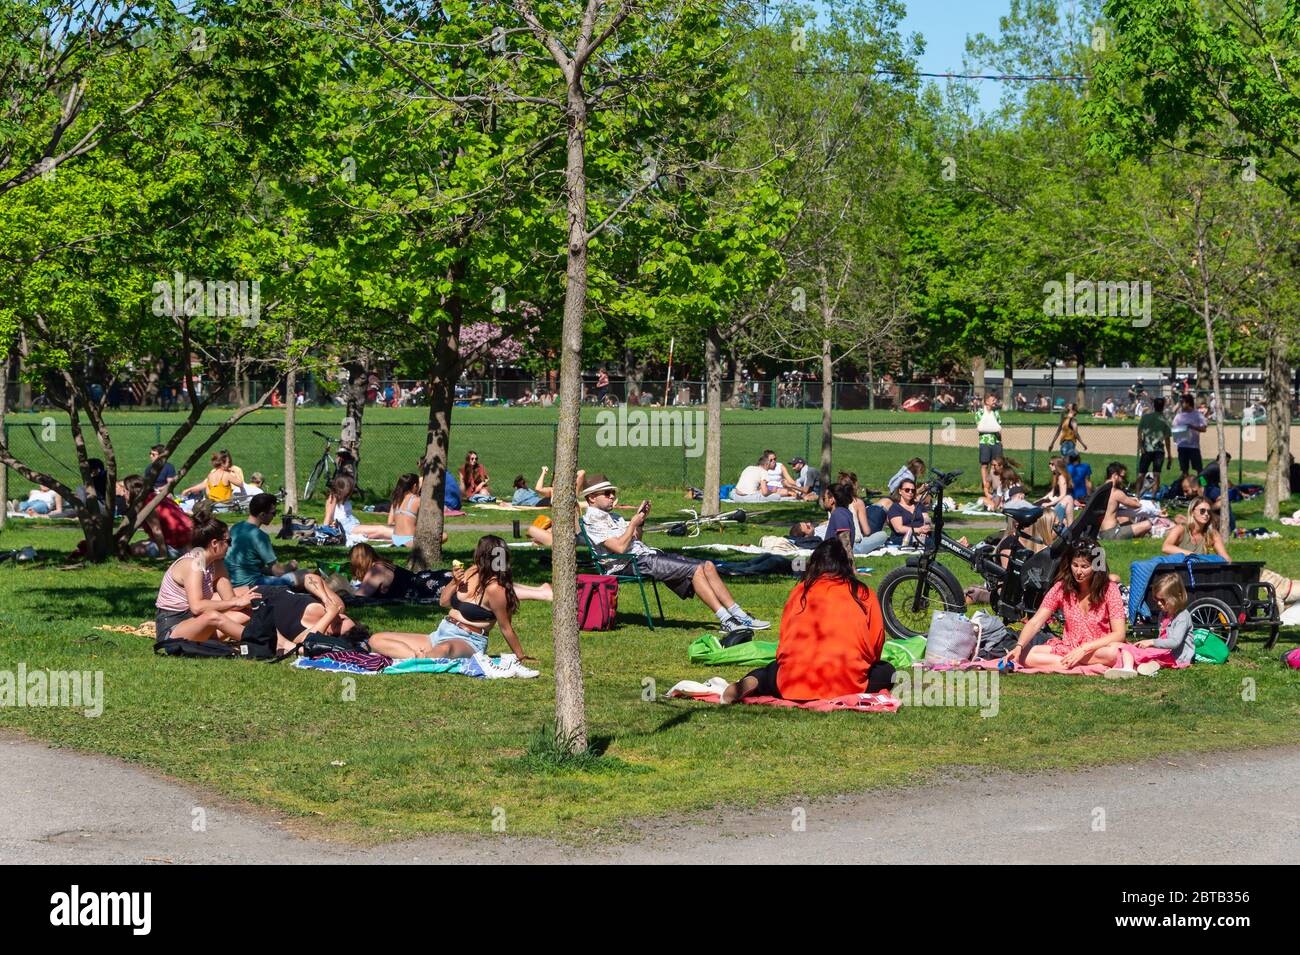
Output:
[687, 634, 779, 667]
[687, 633, 927, 669]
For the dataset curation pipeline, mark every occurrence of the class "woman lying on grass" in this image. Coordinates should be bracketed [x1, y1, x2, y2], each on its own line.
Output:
[368, 535, 538, 677]
[722, 538, 893, 704]
[1001, 540, 1139, 675]
[350, 543, 552, 602]
[154, 503, 258, 643]
[260, 573, 366, 656]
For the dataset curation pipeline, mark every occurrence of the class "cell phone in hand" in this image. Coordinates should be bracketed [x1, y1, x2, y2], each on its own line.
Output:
[639, 501, 651, 516]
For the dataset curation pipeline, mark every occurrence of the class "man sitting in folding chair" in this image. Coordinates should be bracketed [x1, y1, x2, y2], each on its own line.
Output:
[580, 474, 770, 634]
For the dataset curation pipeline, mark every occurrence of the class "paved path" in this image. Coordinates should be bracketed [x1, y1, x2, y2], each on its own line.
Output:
[3, 733, 1296, 864]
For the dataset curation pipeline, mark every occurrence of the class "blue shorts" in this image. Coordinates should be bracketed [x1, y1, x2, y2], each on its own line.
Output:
[429, 616, 488, 655]
[1060, 440, 1076, 458]
[393, 535, 413, 546]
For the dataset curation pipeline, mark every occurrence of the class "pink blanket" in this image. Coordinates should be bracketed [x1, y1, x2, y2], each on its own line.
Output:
[668, 690, 900, 712]
[932, 645, 1187, 676]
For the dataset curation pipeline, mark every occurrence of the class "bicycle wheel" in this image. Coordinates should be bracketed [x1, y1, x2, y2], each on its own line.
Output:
[303, 457, 328, 501]
[878, 565, 962, 640]
[1187, 595, 1239, 651]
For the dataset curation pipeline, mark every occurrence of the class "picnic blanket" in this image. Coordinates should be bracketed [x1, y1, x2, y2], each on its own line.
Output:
[294, 654, 519, 677]
[1127, 553, 1227, 622]
[929, 645, 1187, 676]
[666, 677, 899, 712]
[469, 502, 547, 512]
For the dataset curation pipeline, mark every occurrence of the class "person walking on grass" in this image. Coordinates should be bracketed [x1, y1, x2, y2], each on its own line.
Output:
[1047, 402, 1087, 458]
[975, 392, 1004, 502]
[581, 474, 769, 633]
[1136, 397, 1173, 496]
[722, 539, 893, 704]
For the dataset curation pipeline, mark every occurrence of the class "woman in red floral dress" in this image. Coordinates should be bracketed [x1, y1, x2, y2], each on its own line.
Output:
[1002, 540, 1132, 671]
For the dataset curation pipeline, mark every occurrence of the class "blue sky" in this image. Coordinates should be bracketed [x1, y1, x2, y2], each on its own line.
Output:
[897, 0, 1012, 113]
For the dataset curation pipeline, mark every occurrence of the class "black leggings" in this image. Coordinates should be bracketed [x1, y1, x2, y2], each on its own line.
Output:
[743, 659, 896, 699]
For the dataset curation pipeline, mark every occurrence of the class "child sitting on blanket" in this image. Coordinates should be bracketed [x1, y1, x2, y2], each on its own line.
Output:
[721, 539, 893, 704]
[1132, 573, 1194, 666]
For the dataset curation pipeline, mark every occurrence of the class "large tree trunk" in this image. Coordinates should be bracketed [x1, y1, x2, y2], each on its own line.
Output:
[1202, 303, 1232, 539]
[342, 354, 369, 466]
[970, 354, 986, 403]
[729, 346, 744, 405]
[1264, 329, 1291, 520]
[867, 351, 875, 410]
[283, 367, 298, 514]
[703, 328, 723, 517]
[549, 80, 590, 754]
[1001, 342, 1014, 410]
[1074, 343, 1087, 410]
[820, 337, 833, 486]
[623, 346, 643, 405]
[411, 302, 461, 571]
[0, 351, 7, 531]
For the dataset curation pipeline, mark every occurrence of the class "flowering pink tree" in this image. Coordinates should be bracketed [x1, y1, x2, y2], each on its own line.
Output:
[460, 306, 539, 397]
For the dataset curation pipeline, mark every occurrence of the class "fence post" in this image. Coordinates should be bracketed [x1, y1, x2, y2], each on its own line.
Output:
[1238, 421, 1244, 486]
[927, 422, 934, 470]
[804, 422, 810, 462]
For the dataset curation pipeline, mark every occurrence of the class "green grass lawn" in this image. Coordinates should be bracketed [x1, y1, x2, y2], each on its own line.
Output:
[1, 492, 1297, 842]
[1, 404, 1259, 507]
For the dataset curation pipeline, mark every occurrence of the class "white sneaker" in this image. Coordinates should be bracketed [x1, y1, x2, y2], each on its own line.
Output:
[471, 651, 514, 679]
[507, 660, 540, 679]
[730, 612, 771, 631]
[1104, 664, 1137, 679]
[1137, 661, 1161, 677]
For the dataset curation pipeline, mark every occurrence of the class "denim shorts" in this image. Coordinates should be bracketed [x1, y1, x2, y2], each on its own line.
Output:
[429, 616, 488, 655]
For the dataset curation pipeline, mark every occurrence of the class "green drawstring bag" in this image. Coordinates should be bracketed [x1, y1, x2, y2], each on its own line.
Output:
[687, 634, 778, 667]
[1192, 628, 1230, 665]
[882, 636, 927, 669]
[687, 634, 928, 671]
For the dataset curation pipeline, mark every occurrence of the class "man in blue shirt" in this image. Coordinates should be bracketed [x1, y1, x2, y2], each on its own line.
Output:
[1066, 453, 1092, 503]
[149, 445, 177, 490]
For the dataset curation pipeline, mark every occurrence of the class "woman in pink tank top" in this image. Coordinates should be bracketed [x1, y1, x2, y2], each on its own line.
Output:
[154, 504, 259, 643]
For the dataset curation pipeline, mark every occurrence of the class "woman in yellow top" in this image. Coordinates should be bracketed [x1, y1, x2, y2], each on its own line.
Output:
[181, 452, 233, 502]
[1048, 402, 1088, 458]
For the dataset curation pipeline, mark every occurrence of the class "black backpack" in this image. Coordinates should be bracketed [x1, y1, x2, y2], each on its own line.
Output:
[153, 602, 279, 660]
[153, 638, 238, 658]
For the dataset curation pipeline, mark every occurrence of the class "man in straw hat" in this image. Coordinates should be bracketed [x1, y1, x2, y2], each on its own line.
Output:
[580, 474, 769, 633]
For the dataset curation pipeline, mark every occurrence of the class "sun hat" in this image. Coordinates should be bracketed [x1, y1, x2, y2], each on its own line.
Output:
[580, 475, 618, 499]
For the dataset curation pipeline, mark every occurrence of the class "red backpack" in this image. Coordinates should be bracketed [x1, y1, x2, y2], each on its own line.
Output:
[577, 574, 618, 630]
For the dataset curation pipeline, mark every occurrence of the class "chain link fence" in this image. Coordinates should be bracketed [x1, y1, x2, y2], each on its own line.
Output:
[1, 412, 1262, 508]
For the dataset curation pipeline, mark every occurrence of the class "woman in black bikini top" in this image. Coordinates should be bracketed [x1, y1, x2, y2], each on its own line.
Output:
[368, 535, 538, 663]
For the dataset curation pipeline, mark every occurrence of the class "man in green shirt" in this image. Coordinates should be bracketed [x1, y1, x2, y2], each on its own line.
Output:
[227, 493, 298, 589]
[1136, 396, 1173, 496]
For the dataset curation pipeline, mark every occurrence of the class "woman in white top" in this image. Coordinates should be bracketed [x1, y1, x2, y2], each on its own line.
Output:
[11, 484, 62, 515]
[322, 475, 394, 540]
